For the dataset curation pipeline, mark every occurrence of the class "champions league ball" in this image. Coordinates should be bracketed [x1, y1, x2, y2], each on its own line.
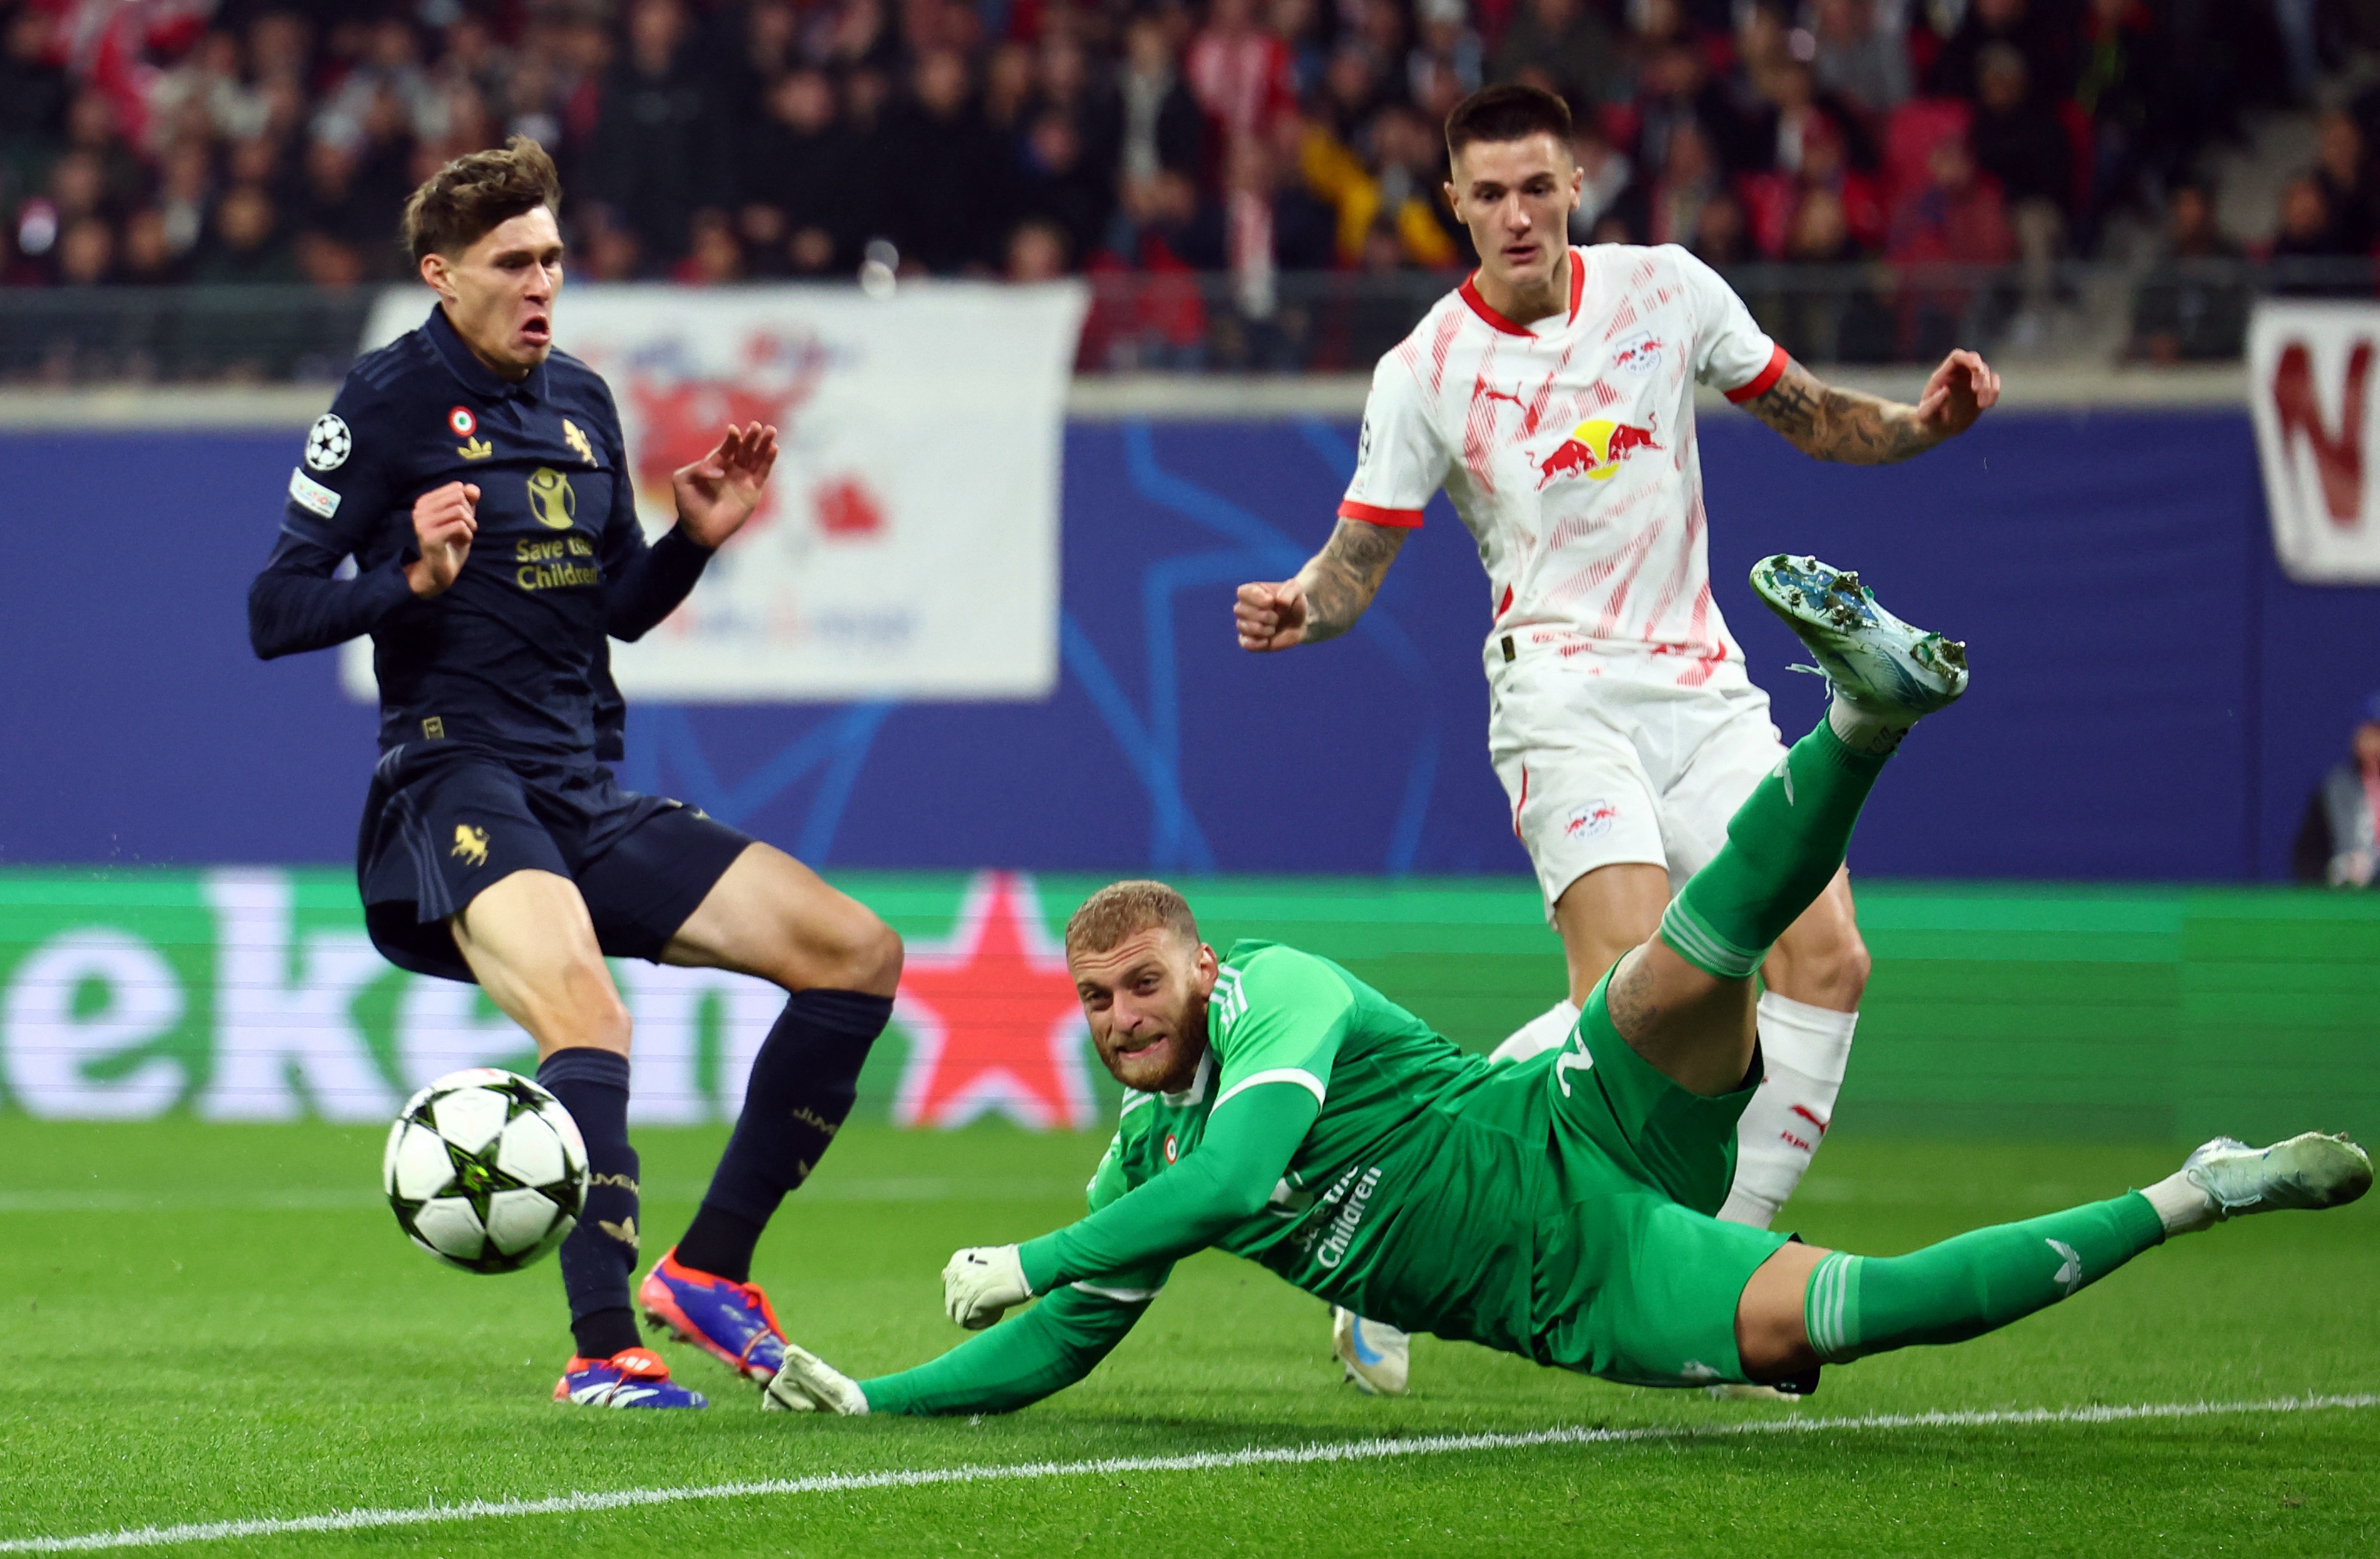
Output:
[383, 1068, 589, 1274]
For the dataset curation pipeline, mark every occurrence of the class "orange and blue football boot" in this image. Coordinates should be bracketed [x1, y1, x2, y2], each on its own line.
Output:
[552, 1345, 709, 1409]
[638, 1247, 787, 1386]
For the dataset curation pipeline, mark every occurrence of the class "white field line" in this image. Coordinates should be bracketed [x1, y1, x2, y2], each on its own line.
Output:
[4, 1393, 2374, 1554]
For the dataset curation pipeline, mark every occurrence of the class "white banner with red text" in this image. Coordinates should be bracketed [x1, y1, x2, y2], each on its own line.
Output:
[351, 281, 1085, 701]
[2249, 300, 2380, 584]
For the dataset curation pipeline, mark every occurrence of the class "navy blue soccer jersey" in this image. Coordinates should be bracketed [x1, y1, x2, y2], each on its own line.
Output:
[248, 306, 711, 763]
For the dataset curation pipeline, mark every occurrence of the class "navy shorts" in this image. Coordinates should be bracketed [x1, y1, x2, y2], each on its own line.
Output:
[356, 745, 754, 983]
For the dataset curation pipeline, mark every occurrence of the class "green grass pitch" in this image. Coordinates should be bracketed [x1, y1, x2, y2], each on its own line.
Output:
[1, 1119, 2373, 1556]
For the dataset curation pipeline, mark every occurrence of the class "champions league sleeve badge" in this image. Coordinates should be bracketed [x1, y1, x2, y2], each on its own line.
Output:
[305, 413, 352, 472]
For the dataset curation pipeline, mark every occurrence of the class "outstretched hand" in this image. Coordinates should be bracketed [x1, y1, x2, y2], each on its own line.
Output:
[1234, 578, 1311, 651]
[1914, 349, 2001, 440]
[672, 422, 781, 548]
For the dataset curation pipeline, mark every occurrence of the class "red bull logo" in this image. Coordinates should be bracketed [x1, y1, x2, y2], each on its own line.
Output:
[1611, 334, 1664, 373]
[1536, 419, 1663, 488]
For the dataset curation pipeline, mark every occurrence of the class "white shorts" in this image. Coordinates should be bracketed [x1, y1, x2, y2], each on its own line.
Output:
[1487, 648, 1787, 916]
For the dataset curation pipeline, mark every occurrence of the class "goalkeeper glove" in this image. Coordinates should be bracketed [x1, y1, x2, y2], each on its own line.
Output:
[762, 1340, 869, 1416]
[943, 1243, 1032, 1329]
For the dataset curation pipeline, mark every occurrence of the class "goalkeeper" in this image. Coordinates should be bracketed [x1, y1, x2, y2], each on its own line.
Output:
[769, 557, 2370, 1415]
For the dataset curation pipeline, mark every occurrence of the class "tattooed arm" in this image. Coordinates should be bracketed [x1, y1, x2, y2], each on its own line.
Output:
[1742, 349, 2001, 464]
[1234, 518, 1412, 650]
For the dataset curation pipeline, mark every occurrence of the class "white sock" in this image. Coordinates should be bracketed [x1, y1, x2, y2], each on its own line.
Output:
[1720, 992, 1857, 1228]
[1825, 696, 1912, 757]
[1489, 999, 1580, 1066]
[2141, 1170, 2217, 1237]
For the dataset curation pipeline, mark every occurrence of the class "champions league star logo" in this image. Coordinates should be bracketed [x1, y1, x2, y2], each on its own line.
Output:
[304, 413, 351, 471]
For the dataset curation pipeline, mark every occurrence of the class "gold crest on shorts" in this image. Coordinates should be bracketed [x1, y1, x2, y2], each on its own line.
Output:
[450, 825, 490, 867]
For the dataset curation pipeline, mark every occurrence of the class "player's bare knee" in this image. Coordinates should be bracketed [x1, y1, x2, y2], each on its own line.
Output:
[1816, 934, 1872, 1008]
[837, 909, 904, 996]
[786, 898, 902, 996]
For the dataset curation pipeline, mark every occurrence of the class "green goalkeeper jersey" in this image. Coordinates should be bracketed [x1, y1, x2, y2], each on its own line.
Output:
[1067, 939, 1571, 1362]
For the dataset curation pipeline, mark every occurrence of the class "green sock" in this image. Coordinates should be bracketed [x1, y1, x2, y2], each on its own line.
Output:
[1659, 720, 1888, 979]
[1803, 1192, 2167, 1363]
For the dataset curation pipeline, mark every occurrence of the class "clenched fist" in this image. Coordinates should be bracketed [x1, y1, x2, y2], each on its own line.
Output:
[1234, 577, 1312, 652]
[407, 481, 479, 598]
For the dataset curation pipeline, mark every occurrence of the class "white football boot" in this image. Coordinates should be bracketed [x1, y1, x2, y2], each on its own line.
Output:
[2172, 1131, 2371, 1232]
[1749, 554, 1969, 721]
[1331, 1306, 1410, 1396]
[762, 1340, 871, 1416]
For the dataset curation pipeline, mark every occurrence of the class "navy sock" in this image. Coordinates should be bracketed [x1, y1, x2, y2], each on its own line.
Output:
[677, 989, 892, 1282]
[536, 1047, 642, 1356]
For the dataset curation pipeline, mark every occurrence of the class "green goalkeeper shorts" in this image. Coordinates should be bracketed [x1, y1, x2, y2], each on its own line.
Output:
[1527, 967, 1797, 1389]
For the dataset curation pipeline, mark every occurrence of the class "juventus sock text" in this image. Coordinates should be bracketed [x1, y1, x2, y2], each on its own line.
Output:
[537, 1047, 642, 1345]
[682, 988, 895, 1282]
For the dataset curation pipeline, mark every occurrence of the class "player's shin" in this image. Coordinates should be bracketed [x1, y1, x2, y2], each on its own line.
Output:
[1802, 1193, 2165, 1364]
[1660, 723, 1885, 983]
[1720, 994, 1854, 1227]
[537, 1047, 644, 1359]
[675, 989, 894, 1282]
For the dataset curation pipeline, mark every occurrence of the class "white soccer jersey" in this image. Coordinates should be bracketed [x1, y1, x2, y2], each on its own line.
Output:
[1340, 244, 1786, 686]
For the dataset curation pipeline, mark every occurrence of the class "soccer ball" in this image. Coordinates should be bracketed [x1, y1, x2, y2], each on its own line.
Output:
[383, 1068, 588, 1274]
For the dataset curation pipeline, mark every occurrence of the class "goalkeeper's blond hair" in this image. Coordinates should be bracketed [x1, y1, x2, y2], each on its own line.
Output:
[1064, 880, 1199, 959]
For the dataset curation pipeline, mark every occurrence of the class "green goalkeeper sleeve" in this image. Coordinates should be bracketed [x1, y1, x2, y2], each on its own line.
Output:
[1015, 1081, 1320, 1294]
[859, 1284, 1154, 1416]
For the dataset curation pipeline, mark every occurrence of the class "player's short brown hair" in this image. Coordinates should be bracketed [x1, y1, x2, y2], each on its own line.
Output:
[1064, 880, 1200, 959]
[401, 136, 562, 263]
[1444, 83, 1574, 163]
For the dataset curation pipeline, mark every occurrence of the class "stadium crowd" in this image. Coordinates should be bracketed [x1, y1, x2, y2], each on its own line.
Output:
[0, 0, 2372, 358]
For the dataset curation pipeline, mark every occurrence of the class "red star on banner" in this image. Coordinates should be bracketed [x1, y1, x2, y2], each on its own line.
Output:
[893, 872, 1094, 1129]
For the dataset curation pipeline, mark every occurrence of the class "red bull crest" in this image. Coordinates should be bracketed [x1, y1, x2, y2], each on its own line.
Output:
[1536, 419, 1664, 489]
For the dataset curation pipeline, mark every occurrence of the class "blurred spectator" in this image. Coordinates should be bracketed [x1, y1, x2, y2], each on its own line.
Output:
[1971, 47, 2070, 214]
[154, 138, 212, 260]
[0, 8, 71, 162]
[1100, 16, 1201, 186]
[1969, 42, 2070, 327]
[2126, 179, 2247, 364]
[1891, 135, 2014, 265]
[674, 210, 745, 284]
[148, 31, 271, 151]
[120, 207, 183, 286]
[1566, 120, 1642, 244]
[2270, 175, 2364, 295]
[55, 216, 114, 286]
[1926, 0, 2070, 105]
[1773, 185, 1897, 360]
[584, 0, 732, 267]
[295, 133, 402, 275]
[886, 49, 1010, 273]
[2312, 110, 2376, 255]
[1891, 134, 2013, 357]
[1634, 41, 1731, 188]
[1353, 105, 1464, 266]
[192, 184, 297, 285]
[63, 91, 148, 219]
[742, 68, 854, 272]
[1811, 0, 1909, 116]
[1490, 0, 1623, 111]
[1186, 0, 1296, 153]
[2073, 0, 2170, 242]
[1693, 188, 1750, 264]
[296, 230, 367, 291]
[1007, 216, 1070, 280]
[1018, 109, 1114, 267]
[1649, 120, 1721, 248]
[2292, 694, 2380, 887]
[1408, 0, 1483, 122]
